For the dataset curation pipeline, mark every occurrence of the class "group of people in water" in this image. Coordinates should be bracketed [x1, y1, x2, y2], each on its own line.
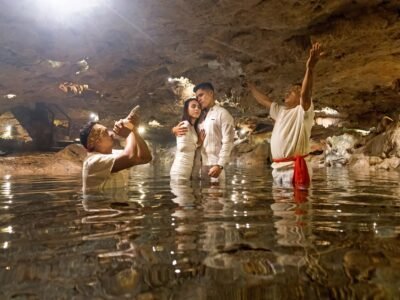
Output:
[79, 42, 323, 193]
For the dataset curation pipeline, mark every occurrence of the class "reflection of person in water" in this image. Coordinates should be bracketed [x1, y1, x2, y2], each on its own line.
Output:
[200, 186, 242, 252]
[270, 185, 312, 267]
[170, 181, 201, 251]
[79, 112, 152, 192]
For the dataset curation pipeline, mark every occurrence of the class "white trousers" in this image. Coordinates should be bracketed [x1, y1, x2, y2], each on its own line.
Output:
[272, 163, 313, 187]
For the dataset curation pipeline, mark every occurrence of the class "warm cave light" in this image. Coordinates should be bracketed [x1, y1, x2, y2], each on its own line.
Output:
[1, 226, 13, 234]
[148, 120, 162, 128]
[138, 126, 146, 134]
[314, 107, 340, 116]
[3, 94, 16, 100]
[2, 126, 12, 139]
[167, 77, 173, 83]
[315, 117, 341, 128]
[90, 113, 99, 122]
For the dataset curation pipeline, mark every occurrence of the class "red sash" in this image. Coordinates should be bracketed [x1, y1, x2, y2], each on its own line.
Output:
[273, 155, 310, 186]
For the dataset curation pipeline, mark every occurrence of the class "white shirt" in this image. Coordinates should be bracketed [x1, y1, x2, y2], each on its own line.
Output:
[170, 121, 199, 181]
[199, 105, 235, 166]
[82, 149, 129, 192]
[269, 102, 314, 170]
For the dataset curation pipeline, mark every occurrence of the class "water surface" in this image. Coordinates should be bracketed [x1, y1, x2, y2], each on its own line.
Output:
[1, 166, 400, 299]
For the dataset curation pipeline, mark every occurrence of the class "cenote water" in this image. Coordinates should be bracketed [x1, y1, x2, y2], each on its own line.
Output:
[1, 166, 400, 299]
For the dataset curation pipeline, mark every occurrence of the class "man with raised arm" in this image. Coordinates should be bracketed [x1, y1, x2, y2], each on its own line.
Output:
[247, 42, 323, 187]
[80, 113, 152, 192]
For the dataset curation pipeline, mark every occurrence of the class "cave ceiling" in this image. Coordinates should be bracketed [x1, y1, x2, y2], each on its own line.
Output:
[0, 0, 399, 127]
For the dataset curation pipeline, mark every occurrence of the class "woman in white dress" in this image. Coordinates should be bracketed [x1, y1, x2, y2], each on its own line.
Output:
[170, 98, 204, 181]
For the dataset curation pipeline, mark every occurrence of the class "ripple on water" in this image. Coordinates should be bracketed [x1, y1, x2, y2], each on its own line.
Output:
[0, 167, 400, 299]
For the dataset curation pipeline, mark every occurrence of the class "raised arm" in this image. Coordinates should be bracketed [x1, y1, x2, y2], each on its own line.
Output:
[300, 42, 323, 111]
[112, 116, 152, 172]
[247, 82, 273, 109]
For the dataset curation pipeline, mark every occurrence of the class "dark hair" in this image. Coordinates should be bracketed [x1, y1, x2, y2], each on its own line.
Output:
[79, 121, 97, 149]
[182, 98, 200, 129]
[193, 82, 214, 93]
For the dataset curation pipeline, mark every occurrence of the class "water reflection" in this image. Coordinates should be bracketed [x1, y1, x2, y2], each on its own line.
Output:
[1, 167, 400, 299]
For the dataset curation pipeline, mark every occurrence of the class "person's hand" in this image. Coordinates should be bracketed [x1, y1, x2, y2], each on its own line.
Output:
[113, 119, 131, 138]
[197, 129, 206, 146]
[306, 42, 323, 70]
[208, 165, 222, 178]
[172, 122, 188, 137]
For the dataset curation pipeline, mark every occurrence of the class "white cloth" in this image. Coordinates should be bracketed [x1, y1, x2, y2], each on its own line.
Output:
[269, 102, 314, 171]
[199, 105, 235, 167]
[170, 121, 199, 181]
[272, 164, 313, 186]
[82, 149, 129, 192]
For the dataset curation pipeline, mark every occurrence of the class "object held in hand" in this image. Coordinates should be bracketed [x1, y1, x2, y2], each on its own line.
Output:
[122, 105, 140, 130]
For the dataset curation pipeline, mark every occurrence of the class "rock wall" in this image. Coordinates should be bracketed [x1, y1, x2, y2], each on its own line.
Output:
[0, 1, 398, 132]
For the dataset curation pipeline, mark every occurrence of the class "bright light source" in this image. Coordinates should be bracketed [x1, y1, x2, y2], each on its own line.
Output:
[315, 107, 340, 116]
[168, 77, 173, 82]
[148, 120, 163, 128]
[36, 0, 101, 20]
[3, 94, 16, 100]
[138, 126, 146, 134]
[315, 117, 341, 128]
[1, 226, 13, 234]
[2, 126, 12, 139]
[90, 113, 99, 122]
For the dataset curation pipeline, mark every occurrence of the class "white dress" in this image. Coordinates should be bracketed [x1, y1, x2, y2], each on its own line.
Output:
[170, 121, 199, 181]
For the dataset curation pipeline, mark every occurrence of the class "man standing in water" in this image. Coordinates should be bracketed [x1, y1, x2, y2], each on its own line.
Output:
[173, 82, 235, 183]
[80, 114, 152, 192]
[247, 42, 323, 186]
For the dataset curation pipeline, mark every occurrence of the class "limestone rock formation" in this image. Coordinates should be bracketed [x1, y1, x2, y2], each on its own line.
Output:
[0, 144, 85, 176]
[0, 0, 398, 136]
[324, 119, 400, 171]
[0, 0, 399, 172]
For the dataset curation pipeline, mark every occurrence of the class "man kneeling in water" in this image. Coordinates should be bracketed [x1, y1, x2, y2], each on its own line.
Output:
[79, 113, 152, 192]
[247, 42, 323, 187]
